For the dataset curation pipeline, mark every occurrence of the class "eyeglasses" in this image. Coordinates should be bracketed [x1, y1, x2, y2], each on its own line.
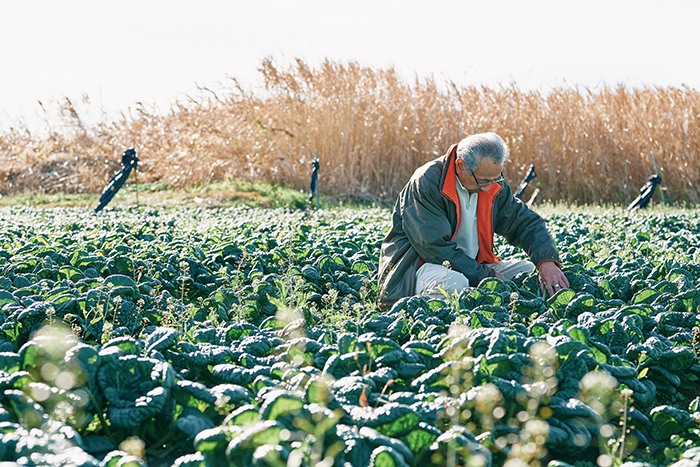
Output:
[470, 169, 505, 187]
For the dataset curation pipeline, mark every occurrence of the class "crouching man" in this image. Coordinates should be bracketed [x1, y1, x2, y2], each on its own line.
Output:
[378, 132, 568, 306]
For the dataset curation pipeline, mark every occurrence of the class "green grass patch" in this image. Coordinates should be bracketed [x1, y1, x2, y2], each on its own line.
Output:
[0, 178, 385, 211]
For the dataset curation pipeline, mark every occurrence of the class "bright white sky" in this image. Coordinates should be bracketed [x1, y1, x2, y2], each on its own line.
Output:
[1, 0, 699, 132]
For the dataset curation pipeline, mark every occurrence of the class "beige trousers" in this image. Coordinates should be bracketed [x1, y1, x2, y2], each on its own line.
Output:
[415, 259, 535, 299]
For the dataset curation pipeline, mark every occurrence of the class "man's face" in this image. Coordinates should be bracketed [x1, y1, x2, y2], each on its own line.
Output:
[456, 158, 504, 193]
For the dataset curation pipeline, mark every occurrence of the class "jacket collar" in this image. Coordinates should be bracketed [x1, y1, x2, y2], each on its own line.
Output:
[439, 144, 460, 206]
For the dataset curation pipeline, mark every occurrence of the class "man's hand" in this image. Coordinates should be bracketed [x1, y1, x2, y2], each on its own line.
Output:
[494, 271, 506, 281]
[538, 261, 569, 296]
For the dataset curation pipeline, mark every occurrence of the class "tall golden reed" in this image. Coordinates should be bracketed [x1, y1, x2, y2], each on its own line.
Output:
[1, 58, 698, 205]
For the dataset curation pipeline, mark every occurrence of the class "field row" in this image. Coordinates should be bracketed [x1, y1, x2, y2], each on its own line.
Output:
[0, 206, 699, 466]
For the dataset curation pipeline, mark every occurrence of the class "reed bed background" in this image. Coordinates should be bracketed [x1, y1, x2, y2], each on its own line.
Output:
[1, 58, 699, 205]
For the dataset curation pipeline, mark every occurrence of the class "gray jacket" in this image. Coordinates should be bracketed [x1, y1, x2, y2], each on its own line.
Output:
[378, 144, 561, 305]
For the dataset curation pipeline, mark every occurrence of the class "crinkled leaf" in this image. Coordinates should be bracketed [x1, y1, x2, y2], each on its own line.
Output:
[174, 380, 217, 413]
[174, 408, 216, 439]
[306, 377, 333, 405]
[19, 340, 43, 372]
[103, 451, 146, 467]
[171, 452, 206, 467]
[360, 426, 413, 463]
[548, 397, 601, 421]
[58, 266, 85, 282]
[352, 262, 371, 275]
[369, 446, 411, 467]
[211, 384, 254, 408]
[659, 347, 695, 372]
[259, 390, 305, 421]
[0, 351, 20, 373]
[632, 288, 658, 305]
[194, 426, 244, 455]
[103, 274, 138, 290]
[401, 422, 441, 457]
[349, 403, 420, 437]
[223, 404, 260, 426]
[226, 420, 284, 459]
[144, 327, 179, 354]
[547, 289, 576, 317]
[99, 356, 175, 429]
[0, 290, 18, 307]
[650, 405, 694, 440]
[102, 336, 142, 355]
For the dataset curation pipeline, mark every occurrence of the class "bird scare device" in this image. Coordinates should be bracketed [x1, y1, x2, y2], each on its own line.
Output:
[94, 148, 139, 213]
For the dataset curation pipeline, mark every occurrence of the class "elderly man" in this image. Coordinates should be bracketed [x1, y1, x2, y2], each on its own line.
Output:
[378, 132, 568, 306]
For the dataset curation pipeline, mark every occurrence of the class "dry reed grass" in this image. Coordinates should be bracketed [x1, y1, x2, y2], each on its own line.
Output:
[1, 58, 698, 205]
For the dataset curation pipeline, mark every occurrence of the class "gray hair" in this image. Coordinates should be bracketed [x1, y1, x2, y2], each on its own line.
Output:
[456, 132, 509, 171]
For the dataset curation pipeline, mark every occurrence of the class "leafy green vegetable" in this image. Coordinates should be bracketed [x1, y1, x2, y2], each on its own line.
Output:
[2, 206, 700, 466]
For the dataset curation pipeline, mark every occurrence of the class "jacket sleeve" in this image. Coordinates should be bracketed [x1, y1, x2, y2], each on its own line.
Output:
[399, 172, 495, 286]
[493, 183, 561, 267]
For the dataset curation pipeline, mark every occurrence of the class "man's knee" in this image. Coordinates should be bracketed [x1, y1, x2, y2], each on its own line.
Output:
[415, 263, 470, 296]
[488, 259, 535, 280]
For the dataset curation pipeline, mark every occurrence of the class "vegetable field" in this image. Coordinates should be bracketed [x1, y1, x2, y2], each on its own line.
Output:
[1, 205, 700, 467]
